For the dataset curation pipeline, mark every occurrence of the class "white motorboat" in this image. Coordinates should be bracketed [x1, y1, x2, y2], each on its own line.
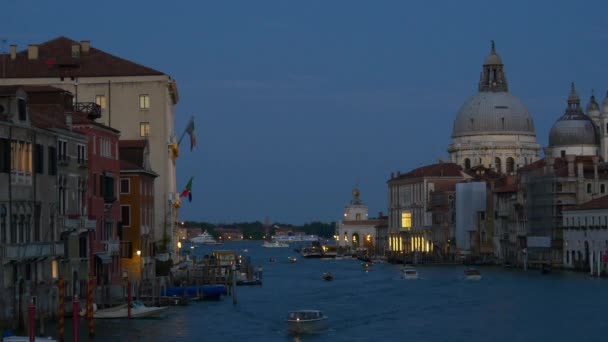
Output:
[286, 310, 328, 334]
[401, 265, 418, 280]
[464, 268, 482, 281]
[189, 230, 222, 245]
[262, 240, 289, 248]
[3, 337, 57, 342]
[272, 235, 320, 243]
[81, 301, 169, 319]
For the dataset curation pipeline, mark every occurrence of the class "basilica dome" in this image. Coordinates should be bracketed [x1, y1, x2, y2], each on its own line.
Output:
[452, 92, 535, 137]
[549, 84, 600, 147]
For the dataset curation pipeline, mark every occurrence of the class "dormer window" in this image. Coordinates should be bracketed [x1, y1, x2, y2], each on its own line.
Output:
[17, 98, 26, 121]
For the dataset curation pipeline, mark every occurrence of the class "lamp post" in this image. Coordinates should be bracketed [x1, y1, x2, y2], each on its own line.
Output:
[177, 241, 182, 262]
[136, 250, 142, 281]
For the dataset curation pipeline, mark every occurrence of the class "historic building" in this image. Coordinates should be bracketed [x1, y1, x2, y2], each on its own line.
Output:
[0, 86, 92, 326]
[336, 188, 386, 256]
[447, 42, 541, 173]
[562, 195, 608, 276]
[119, 140, 157, 282]
[0, 37, 180, 260]
[386, 163, 467, 263]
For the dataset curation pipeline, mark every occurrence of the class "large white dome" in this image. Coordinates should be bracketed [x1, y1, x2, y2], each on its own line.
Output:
[452, 92, 536, 138]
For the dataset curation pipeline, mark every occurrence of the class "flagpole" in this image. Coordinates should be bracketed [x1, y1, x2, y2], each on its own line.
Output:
[178, 116, 194, 146]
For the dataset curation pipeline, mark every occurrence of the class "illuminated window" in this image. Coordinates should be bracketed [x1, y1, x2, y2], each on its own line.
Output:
[95, 95, 106, 109]
[140, 122, 150, 137]
[401, 212, 412, 230]
[139, 94, 150, 109]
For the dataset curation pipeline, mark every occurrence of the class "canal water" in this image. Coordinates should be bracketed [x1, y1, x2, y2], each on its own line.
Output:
[41, 240, 607, 342]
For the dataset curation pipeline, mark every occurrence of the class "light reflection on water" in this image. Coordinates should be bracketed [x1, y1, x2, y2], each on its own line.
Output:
[44, 241, 607, 342]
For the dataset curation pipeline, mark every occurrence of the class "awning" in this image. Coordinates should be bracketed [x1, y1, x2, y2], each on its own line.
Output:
[95, 253, 112, 264]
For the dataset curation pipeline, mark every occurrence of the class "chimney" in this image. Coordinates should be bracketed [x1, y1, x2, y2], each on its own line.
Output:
[10, 45, 16, 60]
[566, 155, 575, 177]
[80, 40, 90, 54]
[27, 45, 39, 60]
[71, 43, 80, 58]
[65, 113, 72, 129]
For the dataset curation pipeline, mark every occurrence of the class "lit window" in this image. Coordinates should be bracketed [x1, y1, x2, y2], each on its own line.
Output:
[95, 95, 106, 109]
[139, 95, 150, 109]
[401, 212, 412, 230]
[140, 122, 150, 137]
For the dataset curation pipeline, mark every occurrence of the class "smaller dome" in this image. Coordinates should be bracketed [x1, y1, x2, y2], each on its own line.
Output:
[603, 90, 608, 116]
[587, 93, 600, 119]
[549, 84, 600, 147]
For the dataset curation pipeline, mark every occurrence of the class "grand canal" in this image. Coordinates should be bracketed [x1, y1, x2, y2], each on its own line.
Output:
[46, 240, 606, 342]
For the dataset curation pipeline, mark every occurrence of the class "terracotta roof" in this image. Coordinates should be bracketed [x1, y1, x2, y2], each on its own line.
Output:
[519, 156, 605, 179]
[120, 160, 142, 171]
[391, 162, 463, 181]
[2, 36, 164, 78]
[567, 195, 608, 211]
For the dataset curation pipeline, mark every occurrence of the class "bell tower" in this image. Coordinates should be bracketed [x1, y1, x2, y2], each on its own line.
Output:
[478, 41, 508, 92]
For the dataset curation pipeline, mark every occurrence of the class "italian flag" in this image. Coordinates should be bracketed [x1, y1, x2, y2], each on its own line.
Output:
[180, 177, 193, 202]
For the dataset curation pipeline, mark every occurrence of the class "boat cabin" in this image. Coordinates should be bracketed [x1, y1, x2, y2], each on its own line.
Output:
[287, 310, 325, 321]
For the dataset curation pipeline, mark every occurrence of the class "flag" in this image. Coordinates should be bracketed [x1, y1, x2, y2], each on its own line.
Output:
[180, 177, 193, 202]
[185, 118, 197, 151]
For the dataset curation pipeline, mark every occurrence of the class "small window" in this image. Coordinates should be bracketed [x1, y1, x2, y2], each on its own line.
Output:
[587, 183, 592, 194]
[34, 144, 44, 174]
[17, 98, 27, 121]
[140, 122, 150, 137]
[95, 95, 106, 109]
[464, 158, 471, 170]
[601, 184, 605, 194]
[120, 178, 130, 194]
[139, 95, 150, 109]
[561, 150, 566, 158]
[48, 146, 57, 175]
[401, 212, 412, 230]
[506, 157, 515, 173]
[121, 205, 131, 227]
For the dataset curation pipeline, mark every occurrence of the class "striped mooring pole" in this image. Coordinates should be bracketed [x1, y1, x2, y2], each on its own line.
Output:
[87, 273, 95, 336]
[58, 275, 64, 342]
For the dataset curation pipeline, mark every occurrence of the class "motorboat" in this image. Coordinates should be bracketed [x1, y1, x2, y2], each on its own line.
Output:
[288, 256, 298, 263]
[300, 247, 322, 258]
[464, 268, 482, 281]
[322, 272, 333, 281]
[272, 235, 320, 243]
[190, 230, 222, 245]
[286, 310, 328, 334]
[83, 301, 169, 319]
[262, 240, 289, 248]
[402, 265, 418, 280]
[320, 246, 337, 258]
[3, 337, 57, 342]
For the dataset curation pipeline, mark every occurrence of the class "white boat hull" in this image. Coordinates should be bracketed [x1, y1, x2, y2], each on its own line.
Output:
[91, 304, 169, 319]
[465, 275, 482, 281]
[287, 318, 328, 334]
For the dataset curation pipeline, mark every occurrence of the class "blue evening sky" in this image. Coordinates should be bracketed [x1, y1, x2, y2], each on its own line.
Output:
[3, 0, 608, 224]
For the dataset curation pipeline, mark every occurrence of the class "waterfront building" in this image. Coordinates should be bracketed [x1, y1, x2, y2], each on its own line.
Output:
[216, 227, 244, 241]
[0, 37, 181, 262]
[0, 86, 92, 326]
[515, 85, 608, 267]
[386, 163, 467, 262]
[336, 188, 386, 256]
[562, 195, 608, 276]
[119, 140, 157, 282]
[447, 42, 541, 173]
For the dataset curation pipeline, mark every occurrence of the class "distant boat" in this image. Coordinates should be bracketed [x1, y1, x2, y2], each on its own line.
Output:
[262, 240, 289, 248]
[402, 265, 418, 280]
[322, 272, 333, 281]
[464, 268, 482, 281]
[288, 256, 298, 263]
[190, 230, 222, 245]
[286, 310, 328, 334]
[272, 235, 320, 243]
[300, 247, 322, 258]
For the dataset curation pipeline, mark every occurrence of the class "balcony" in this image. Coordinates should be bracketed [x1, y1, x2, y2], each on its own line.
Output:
[2, 242, 64, 261]
[58, 155, 71, 166]
[74, 102, 101, 120]
[106, 240, 120, 256]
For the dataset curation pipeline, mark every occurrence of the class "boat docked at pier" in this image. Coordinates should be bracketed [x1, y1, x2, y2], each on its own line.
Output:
[300, 246, 322, 258]
[262, 240, 289, 248]
[82, 301, 169, 319]
[190, 230, 222, 245]
[286, 310, 329, 334]
[272, 235, 320, 243]
[464, 268, 482, 281]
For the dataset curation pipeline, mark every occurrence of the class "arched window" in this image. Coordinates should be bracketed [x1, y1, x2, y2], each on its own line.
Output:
[506, 157, 515, 173]
[464, 158, 471, 170]
[494, 157, 502, 173]
[587, 183, 592, 194]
